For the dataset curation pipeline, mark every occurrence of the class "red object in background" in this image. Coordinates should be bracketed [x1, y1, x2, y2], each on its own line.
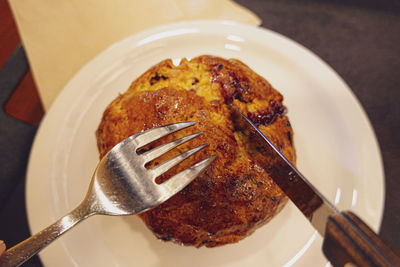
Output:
[0, 0, 44, 124]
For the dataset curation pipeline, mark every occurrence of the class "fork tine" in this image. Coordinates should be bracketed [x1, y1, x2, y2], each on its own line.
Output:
[161, 155, 217, 195]
[150, 143, 208, 179]
[141, 132, 203, 164]
[133, 122, 196, 149]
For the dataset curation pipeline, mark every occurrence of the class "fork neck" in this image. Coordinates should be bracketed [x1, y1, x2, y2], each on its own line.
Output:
[65, 201, 96, 227]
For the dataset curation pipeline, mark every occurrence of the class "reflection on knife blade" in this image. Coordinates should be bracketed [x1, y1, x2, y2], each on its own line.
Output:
[231, 104, 339, 237]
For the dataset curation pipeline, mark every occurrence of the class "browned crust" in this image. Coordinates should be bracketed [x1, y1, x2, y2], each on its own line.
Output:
[96, 55, 296, 247]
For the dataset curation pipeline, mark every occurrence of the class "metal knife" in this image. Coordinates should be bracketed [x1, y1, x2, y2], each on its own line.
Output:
[231, 105, 400, 267]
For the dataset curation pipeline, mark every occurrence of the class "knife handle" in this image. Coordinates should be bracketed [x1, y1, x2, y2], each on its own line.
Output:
[322, 211, 400, 266]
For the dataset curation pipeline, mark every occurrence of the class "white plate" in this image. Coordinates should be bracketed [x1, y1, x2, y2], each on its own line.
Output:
[26, 20, 384, 267]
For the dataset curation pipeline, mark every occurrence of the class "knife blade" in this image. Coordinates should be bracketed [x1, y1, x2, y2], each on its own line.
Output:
[231, 104, 400, 266]
[231, 104, 337, 236]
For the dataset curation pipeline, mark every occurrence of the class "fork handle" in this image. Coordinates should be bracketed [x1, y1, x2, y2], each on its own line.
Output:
[0, 203, 92, 267]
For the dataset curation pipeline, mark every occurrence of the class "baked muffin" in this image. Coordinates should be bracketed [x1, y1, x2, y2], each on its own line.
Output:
[96, 55, 296, 247]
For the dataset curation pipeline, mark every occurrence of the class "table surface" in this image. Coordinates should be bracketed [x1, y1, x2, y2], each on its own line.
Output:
[0, 0, 399, 266]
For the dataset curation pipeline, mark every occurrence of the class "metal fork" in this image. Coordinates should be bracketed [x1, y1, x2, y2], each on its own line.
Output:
[0, 122, 216, 267]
